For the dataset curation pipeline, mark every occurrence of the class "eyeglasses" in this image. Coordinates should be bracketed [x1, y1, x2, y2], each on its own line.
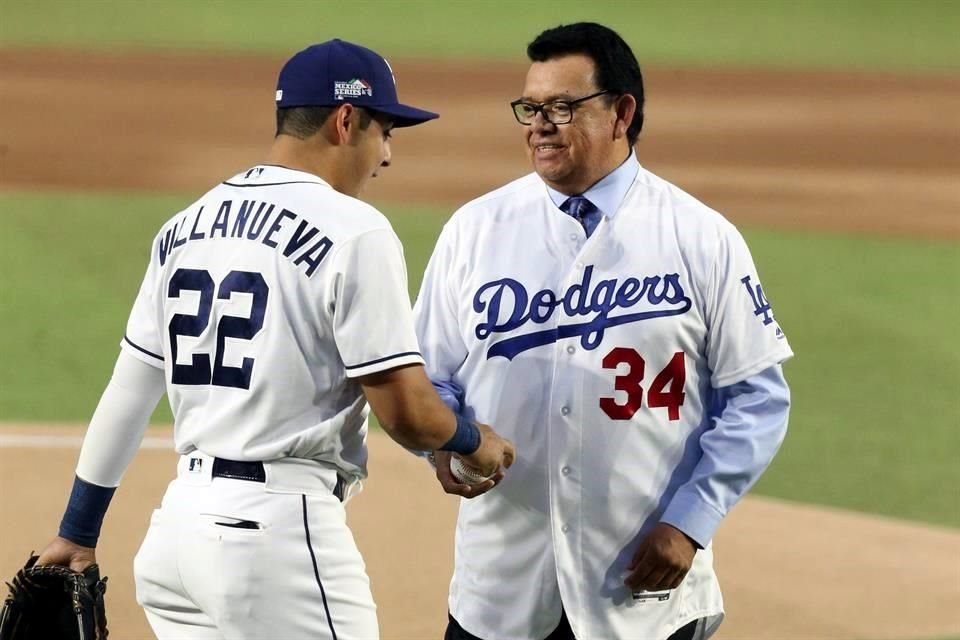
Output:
[510, 90, 611, 125]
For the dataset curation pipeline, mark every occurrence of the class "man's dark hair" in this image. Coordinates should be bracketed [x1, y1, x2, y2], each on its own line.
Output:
[276, 106, 374, 139]
[527, 23, 644, 145]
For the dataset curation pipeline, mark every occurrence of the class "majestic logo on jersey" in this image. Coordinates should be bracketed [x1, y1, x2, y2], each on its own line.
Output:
[334, 78, 373, 100]
[740, 275, 774, 325]
[633, 590, 671, 602]
[473, 266, 691, 360]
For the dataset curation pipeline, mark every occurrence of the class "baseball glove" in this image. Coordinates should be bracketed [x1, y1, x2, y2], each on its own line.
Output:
[0, 554, 108, 640]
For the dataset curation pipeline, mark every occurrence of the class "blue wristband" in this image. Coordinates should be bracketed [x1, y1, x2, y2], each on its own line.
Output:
[58, 475, 116, 548]
[439, 413, 481, 455]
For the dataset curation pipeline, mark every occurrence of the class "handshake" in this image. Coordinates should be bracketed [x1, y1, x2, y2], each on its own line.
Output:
[360, 367, 514, 499]
[431, 421, 515, 499]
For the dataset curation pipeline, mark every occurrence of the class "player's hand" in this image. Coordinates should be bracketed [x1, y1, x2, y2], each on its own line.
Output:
[461, 422, 515, 478]
[36, 535, 97, 573]
[432, 450, 504, 499]
[624, 523, 697, 592]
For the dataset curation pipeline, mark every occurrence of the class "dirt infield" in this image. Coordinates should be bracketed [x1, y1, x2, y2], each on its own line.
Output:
[1, 49, 959, 638]
[1, 49, 958, 237]
[1, 425, 959, 639]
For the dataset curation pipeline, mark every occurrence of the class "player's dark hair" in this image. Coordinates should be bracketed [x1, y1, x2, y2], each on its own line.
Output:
[275, 106, 374, 139]
[527, 22, 644, 145]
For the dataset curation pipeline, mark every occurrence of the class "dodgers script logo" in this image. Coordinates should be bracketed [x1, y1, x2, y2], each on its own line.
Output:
[473, 266, 692, 360]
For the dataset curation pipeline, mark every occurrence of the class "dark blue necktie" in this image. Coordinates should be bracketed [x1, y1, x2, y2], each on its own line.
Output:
[562, 196, 601, 238]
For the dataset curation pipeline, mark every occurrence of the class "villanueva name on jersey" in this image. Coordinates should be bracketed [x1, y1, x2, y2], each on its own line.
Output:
[473, 266, 692, 360]
[157, 200, 333, 277]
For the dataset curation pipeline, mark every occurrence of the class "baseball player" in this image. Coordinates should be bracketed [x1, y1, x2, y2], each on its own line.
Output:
[33, 39, 514, 640]
[414, 23, 793, 640]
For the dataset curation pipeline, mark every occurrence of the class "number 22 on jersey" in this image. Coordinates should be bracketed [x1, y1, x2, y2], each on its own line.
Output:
[167, 268, 269, 389]
[600, 349, 686, 421]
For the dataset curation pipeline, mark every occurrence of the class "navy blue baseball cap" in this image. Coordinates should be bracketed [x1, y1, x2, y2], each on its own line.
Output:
[276, 39, 439, 128]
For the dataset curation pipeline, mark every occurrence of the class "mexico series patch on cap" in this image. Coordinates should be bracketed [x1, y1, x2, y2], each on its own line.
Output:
[334, 78, 373, 100]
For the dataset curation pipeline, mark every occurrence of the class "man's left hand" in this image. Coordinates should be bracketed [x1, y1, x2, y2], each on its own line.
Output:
[36, 536, 97, 573]
[624, 523, 697, 592]
[431, 451, 503, 498]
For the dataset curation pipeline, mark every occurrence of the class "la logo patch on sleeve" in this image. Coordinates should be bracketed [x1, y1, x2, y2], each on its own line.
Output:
[740, 275, 775, 326]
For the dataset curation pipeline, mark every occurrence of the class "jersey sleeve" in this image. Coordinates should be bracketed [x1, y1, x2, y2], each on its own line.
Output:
[120, 239, 165, 369]
[330, 228, 424, 378]
[76, 350, 168, 487]
[412, 221, 469, 382]
[705, 223, 794, 387]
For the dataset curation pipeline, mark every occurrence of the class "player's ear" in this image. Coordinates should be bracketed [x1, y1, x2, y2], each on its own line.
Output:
[330, 103, 356, 145]
[613, 94, 636, 140]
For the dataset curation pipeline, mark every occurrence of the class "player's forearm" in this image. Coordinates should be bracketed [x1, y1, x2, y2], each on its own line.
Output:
[661, 364, 790, 547]
[360, 365, 472, 452]
[377, 399, 459, 451]
[75, 351, 166, 487]
[382, 407, 486, 457]
[58, 351, 166, 547]
[58, 477, 117, 548]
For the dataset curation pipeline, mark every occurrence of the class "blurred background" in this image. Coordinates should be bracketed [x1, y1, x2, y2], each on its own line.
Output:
[1, 1, 958, 638]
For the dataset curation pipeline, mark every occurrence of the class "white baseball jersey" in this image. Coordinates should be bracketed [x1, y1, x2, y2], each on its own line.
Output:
[122, 164, 424, 480]
[414, 165, 793, 639]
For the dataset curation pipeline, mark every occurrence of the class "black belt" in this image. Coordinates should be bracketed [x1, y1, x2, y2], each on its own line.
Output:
[211, 457, 344, 501]
[212, 458, 266, 483]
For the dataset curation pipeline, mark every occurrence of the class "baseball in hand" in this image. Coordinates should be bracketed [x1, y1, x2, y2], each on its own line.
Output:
[450, 455, 493, 484]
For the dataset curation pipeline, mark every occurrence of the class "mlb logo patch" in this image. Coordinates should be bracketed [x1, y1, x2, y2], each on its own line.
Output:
[188, 457, 203, 473]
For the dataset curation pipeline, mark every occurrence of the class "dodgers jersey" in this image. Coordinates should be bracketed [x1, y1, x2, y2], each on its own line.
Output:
[413, 165, 793, 639]
[122, 165, 423, 481]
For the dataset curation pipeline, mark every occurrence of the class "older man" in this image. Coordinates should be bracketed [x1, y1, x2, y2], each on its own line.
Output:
[414, 22, 792, 640]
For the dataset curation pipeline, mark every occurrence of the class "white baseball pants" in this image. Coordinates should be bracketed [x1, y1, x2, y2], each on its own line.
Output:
[134, 453, 378, 640]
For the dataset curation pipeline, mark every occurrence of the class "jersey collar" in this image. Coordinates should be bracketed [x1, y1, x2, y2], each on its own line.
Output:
[544, 151, 640, 220]
[229, 164, 333, 188]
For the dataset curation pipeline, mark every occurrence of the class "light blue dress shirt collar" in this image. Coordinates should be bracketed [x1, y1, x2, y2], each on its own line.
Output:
[545, 150, 640, 219]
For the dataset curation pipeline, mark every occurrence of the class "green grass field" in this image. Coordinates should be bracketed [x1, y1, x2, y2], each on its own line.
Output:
[2, 0, 958, 570]
[2, 191, 958, 528]
[744, 227, 960, 528]
[1, 0, 958, 72]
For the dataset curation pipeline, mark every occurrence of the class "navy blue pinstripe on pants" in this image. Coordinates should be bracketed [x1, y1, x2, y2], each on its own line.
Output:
[302, 494, 338, 640]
